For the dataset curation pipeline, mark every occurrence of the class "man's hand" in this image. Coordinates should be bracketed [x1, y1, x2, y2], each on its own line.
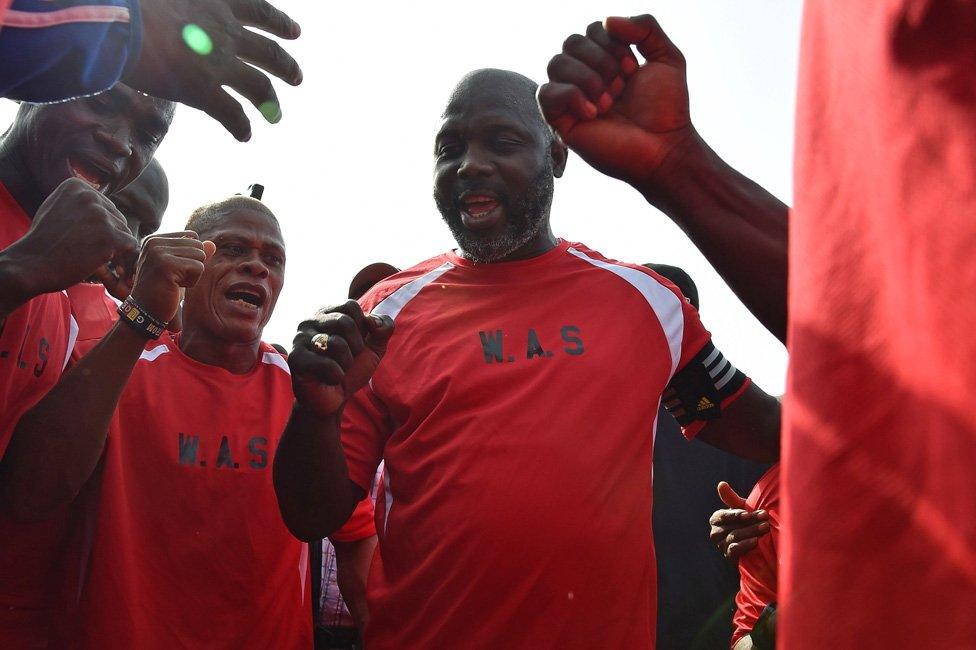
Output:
[538, 15, 698, 191]
[289, 301, 395, 418]
[129, 232, 214, 323]
[709, 481, 770, 561]
[0, 178, 137, 313]
[126, 0, 303, 141]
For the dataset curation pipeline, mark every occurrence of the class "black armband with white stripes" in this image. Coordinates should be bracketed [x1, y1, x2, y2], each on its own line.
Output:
[662, 341, 747, 425]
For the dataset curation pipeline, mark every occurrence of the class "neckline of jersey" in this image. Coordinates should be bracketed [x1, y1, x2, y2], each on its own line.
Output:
[445, 238, 572, 271]
[164, 331, 267, 379]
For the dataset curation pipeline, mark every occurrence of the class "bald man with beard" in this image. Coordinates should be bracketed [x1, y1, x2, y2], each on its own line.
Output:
[275, 69, 781, 648]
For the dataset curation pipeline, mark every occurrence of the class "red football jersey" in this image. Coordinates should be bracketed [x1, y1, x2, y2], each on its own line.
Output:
[65, 283, 119, 361]
[343, 240, 714, 648]
[730, 464, 778, 648]
[0, 183, 76, 647]
[70, 331, 311, 649]
[785, 2, 976, 646]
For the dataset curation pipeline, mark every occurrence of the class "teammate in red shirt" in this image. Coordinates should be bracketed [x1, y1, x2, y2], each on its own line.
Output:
[0, 87, 174, 647]
[68, 159, 169, 360]
[5, 196, 315, 648]
[718, 465, 779, 650]
[274, 69, 781, 648]
[539, 9, 976, 647]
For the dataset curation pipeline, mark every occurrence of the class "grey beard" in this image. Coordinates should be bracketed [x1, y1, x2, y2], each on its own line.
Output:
[436, 163, 555, 264]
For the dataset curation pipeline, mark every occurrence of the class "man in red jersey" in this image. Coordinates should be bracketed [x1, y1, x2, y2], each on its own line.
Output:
[710, 467, 779, 650]
[67, 158, 169, 360]
[0, 86, 173, 647]
[3, 196, 324, 648]
[274, 69, 781, 648]
[540, 9, 976, 647]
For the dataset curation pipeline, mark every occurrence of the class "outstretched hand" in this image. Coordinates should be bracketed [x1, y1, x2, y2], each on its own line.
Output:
[127, 0, 303, 141]
[709, 481, 771, 561]
[289, 301, 395, 419]
[538, 15, 696, 190]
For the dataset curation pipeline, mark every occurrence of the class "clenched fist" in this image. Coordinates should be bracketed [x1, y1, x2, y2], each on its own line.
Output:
[2, 178, 138, 305]
[538, 15, 697, 192]
[129, 232, 214, 323]
[289, 301, 395, 418]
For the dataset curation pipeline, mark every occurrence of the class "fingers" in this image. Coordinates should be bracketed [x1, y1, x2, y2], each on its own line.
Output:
[93, 264, 131, 301]
[585, 20, 639, 79]
[537, 82, 597, 137]
[203, 88, 252, 142]
[228, 62, 283, 124]
[725, 537, 760, 561]
[238, 30, 303, 86]
[364, 313, 395, 356]
[603, 14, 684, 65]
[231, 0, 301, 39]
[288, 342, 345, 386]
[547, 52, 610, 108]
[717, 481, 749, 509]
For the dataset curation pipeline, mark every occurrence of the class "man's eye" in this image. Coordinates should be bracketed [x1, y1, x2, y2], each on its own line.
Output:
[493, 138, 522, 150]
[264, 254, 284, 267]
[141, 130, 163, 146]
[436, 143, 462, 158]
[224, 244, 247, 256]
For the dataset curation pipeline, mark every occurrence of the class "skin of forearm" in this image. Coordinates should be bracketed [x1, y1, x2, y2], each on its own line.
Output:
[273, 405, 362, 542]
[0, 321, 147, 521]
[333, 535, 377, 630]
[0, 251, 34, 321]
[636, 130, 789, 344]
[697, 384, 781, 463]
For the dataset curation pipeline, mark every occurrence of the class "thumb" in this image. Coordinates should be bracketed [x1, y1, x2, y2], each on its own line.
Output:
[203, 240, 216, 259]
[364, 314, 395, 354]
[717, 481, 748, 509]
[604, 14, 683, 65]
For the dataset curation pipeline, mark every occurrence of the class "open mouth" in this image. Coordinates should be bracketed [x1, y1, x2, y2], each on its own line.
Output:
[67, 156, 111, 193]
[459, 192, 503, 230]
[224, 283, 267, 312]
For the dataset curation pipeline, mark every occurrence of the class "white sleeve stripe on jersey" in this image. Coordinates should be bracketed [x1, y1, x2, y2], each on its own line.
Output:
[371, 261, 454, 321]
[62, 314, 79, 371]
[382, 462, 393, 535]
[138, 345, 170, 362]
[566, 247, 684, 377]
[261, 350, 291, 375]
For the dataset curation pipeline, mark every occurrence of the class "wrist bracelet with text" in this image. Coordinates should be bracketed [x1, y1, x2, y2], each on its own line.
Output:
[117, 296, 167, 340]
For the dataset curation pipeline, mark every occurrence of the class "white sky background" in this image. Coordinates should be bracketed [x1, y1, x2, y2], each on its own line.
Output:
[1, 0, 801, 393]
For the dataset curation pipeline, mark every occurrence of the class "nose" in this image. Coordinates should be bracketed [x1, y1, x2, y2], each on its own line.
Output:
[93, 125, 133, 159]
[457, 146, 492, 179]
[238, 251, 270, 279]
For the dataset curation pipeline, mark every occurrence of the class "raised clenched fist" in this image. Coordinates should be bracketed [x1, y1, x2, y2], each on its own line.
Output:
[2, 178, 138, 303]
[289, 301, 395, 418]
[129, 232, 214, 323]
[538, 15, 697, 192]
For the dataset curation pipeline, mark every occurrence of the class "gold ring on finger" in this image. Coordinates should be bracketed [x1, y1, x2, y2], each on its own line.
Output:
[311, 333, 330, 352]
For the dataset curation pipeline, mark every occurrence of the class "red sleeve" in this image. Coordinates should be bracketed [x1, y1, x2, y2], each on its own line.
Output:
[329, 494, 376, 543]
[339, 383, 390, 494]
[645, 271, 752, 440]
[731, 465, 780, 647]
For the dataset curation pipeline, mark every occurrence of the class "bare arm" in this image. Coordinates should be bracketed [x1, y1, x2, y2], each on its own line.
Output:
[273, 301, 393, 541]
[696, 383, 781, 463]
[333, 535, 377, 630]
[0, 233, 207, 521]
[273, 406, 364, 541]
[539, 15, 788, 342]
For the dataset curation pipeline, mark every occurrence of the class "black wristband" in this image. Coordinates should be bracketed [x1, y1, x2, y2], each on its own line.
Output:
[117, 296, 166, 340]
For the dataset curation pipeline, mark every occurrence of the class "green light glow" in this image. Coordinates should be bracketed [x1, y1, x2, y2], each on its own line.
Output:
[259, 101, 282, 124]
[182, 24, 213, 56]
